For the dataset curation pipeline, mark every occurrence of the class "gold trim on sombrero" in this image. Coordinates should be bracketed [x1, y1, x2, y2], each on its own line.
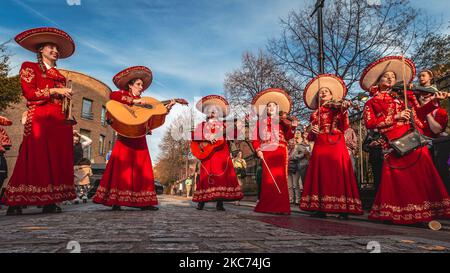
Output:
[113, 66, 153, 91]
[252, 88, 292, 116]
[15, 27, 75, 58]
[303, 74, 347, 110]
[360, 56, 416, 92]
[196, 95, 230, 117]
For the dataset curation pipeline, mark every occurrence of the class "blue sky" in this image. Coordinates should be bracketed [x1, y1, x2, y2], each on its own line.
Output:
[1, 0, 449, 160]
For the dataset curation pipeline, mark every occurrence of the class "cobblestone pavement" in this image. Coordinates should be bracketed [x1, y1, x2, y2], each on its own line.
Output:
[0, 195, 449, 253]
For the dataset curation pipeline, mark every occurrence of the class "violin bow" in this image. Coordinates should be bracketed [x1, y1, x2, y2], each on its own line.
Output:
[401, 55, 408, 107]
[317, 77, 321, 133]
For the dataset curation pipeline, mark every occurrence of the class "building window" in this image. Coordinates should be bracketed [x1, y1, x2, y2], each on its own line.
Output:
[80, 129, 91, 160]
[99, 134, 105, 156]
[81, 98, 94, 120]
[101, 106, 107, 126]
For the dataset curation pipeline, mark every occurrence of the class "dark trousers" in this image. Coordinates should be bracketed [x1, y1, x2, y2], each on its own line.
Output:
[369, 148, 383, 204]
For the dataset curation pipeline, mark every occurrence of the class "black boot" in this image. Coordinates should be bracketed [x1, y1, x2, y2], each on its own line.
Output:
[310, 211, 326, 218]
[216, 201, 225, 211]
[338, 213, 349, 220]
[196, 202, 205, 210]
[112, 205, 122, 211]
[6, 206, 22, 216]
[42, 204, 62, 214]
[140, 206, 159, 211]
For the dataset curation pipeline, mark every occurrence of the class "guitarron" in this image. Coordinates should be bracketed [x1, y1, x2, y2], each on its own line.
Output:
[106, 97, 188, 138]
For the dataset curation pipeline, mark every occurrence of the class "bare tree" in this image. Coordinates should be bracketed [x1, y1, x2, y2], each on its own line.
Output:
[0, 41, 21, 112]
[411, 33, 450, 77]
[224, 50, 306, 118]
[268, 0, 441, 95]
[154, 109, 193, 185]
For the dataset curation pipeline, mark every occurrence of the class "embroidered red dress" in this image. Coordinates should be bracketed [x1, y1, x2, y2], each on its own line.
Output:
[93, 90, 159, 207]
[252, 116, 294, 214]
[300, 106, 363, 215]
[364, 91, 450, 224]
[2, 62, 76, 205]
[192, 119, 243, 203]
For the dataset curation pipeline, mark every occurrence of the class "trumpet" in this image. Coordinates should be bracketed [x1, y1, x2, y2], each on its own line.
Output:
[62, 80, 76, 125]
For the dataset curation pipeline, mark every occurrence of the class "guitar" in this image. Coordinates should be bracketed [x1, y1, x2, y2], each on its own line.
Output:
[106, 97, 188, 138]
[190, 132, 226, 160]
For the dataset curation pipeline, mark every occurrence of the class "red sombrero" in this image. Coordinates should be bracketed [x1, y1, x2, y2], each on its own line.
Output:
[252, 88, 292, 116]
[113, 66, 153, 91]
[360, 56, 416, 92]
[196, 95, 230, 117]
[303, 74, 347, 110]
[15, 27, 75, 59]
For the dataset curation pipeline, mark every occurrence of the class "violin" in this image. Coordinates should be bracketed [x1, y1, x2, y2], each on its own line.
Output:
[279, 111, 299, 127]
[322, 99, 352, 110]
[390, 81, 449, 98]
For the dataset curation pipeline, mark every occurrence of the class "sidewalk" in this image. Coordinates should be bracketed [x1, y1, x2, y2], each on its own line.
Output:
[168, 194, 450, 231]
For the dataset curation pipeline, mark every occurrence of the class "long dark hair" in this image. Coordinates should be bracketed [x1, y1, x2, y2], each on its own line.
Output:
[36, 43, 58, 74]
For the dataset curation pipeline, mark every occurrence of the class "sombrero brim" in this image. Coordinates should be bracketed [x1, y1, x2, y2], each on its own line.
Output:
[196, 95, 229, 117]
[113, 66, 153, 91]
[303, 74, 347, 110]
[252, 88, 292, 116]
[15, 27, 75, 59]
[360, 56, 416, 92]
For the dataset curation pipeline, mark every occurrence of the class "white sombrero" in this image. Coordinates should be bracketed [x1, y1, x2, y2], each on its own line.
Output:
[196, 95, 230, 117]
[252, 88, 292, 116]
[113, 66, 153, 91]
[15, 27, 75, 59]
[360, 56, 416, 92]
[303, 74, 347, 110]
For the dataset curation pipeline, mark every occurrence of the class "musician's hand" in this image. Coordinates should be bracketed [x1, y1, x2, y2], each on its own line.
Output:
[291, 120, 299, 127]
[132, 99, 146, 105]
[165, 99, 176, 111]
[433, 91, 447, 101]
[51, 88, 72, 99]
[395, 109, 411, 121]
[311, 125, 320, 134]
[256, 150, 264, 159]
[342, 100, 352, 110]
[368, 141, 379, 147]
[210, 138, 217, 144]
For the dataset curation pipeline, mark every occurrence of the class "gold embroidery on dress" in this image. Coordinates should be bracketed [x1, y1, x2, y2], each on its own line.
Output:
[23, 106, 35, 137]
[20, 67, 35, 83]
[35, 86, 50, 97]
[192, 185, 243, 201]
[95, 186, 158, 203]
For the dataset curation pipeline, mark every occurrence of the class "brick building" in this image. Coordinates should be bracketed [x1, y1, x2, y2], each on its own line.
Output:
[1, 69, 115, 185]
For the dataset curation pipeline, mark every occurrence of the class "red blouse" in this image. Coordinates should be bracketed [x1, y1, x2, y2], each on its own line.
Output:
[252, 116, 295, 151]
[363, 91, 437, 141]
[19, 62, 66, 107]
[417, 107, 448, 138]
[192, 119, 238, 142]
[308, 106, 349, 141]
[109, 90, 140, 106]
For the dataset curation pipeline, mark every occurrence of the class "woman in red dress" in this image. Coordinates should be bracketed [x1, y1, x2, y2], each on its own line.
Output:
[93, 66, 175, 211]
[300, 75, 363, 219]
[2, 27, 77, 215]
[191, 95, 243, 211]
[413, 70, 448, 139]
[361, 56, 450, 225]
[252, 88, 297, 215]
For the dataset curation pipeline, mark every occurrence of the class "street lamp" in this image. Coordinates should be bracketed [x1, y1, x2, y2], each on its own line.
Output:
[310, 0, 325, 74]
[355, 92, 369, 187]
